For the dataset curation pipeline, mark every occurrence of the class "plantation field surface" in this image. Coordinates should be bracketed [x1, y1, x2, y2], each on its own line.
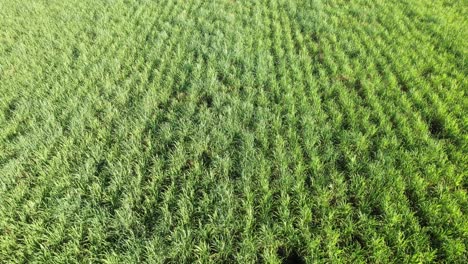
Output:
[0, 0, 467, 263]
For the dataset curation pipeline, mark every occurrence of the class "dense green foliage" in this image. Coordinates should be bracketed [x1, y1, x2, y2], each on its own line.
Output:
[1, 0, 467, 263]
